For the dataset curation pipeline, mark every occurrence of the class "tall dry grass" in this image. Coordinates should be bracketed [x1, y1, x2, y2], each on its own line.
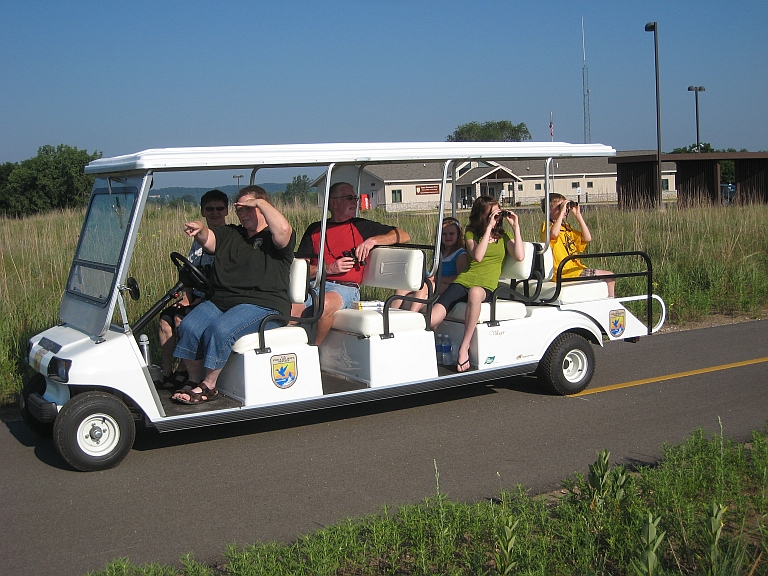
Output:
[2, 201, 767, 404]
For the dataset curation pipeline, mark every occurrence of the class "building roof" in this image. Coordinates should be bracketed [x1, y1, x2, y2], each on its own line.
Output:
[455, 165, 517, 185]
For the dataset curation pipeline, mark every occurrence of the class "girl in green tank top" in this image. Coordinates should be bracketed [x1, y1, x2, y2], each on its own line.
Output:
[430, 196, 525, 372]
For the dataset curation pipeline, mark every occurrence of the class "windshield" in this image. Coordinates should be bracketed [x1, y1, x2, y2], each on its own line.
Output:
[66, 178, 138, 303]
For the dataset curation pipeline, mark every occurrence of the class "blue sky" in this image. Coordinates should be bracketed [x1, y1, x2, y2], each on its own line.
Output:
[2, 0, 766, 186]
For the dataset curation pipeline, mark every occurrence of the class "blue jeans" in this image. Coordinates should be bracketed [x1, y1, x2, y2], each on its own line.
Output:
[174, 300, 280, 370]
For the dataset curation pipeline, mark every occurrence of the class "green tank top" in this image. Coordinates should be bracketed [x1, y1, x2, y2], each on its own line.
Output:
[455, 230, 513, 291]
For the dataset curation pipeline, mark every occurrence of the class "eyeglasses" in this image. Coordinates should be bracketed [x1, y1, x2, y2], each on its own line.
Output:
[204, 206, 227, 212]
[330, 195, 359, 202]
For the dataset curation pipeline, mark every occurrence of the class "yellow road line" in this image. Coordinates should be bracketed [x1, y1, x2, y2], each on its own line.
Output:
[575, 356, 768, 396]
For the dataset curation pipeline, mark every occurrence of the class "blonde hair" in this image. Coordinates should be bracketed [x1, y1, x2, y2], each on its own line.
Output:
[541, 193, 566, 213]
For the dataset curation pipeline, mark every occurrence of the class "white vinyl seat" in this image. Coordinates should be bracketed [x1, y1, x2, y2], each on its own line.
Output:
[506, 242, 610, 304]
[536, 280, 609, 304]
[232, 258, 310, 353]
[330, 247, 426, 336]
[332, 308, 426, 336]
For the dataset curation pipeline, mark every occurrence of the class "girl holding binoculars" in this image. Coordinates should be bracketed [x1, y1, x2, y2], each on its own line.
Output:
[430, 195, 525, 372]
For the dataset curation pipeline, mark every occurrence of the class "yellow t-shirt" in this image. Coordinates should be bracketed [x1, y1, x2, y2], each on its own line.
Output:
[540, 221, 588, 279]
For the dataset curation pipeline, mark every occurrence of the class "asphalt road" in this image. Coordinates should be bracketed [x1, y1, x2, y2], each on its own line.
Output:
[2, 321, 767, 576]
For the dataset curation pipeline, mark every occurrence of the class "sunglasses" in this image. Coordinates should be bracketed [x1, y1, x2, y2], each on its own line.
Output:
[331, 195, 359, 202]
[203, 206, 227, 212]
[442, 217, 460, 225]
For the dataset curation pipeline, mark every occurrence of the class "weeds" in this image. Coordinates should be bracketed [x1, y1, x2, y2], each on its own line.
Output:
[85, 424, 768, 575]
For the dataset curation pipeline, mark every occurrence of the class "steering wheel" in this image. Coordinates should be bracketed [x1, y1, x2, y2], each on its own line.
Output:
[170, 252, 214, 298]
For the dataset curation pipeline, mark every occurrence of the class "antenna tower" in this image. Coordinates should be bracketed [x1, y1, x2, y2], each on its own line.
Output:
[582, 17, 591, 144]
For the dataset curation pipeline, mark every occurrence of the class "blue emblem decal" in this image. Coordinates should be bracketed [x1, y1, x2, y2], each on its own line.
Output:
[271, 353, 298, 388]
[609, 309, 626, 337]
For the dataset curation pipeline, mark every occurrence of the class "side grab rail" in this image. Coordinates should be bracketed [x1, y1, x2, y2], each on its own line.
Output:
[544, 250, 655, 335]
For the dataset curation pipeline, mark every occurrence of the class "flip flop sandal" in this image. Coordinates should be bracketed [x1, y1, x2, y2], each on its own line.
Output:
[456, 358, 471, 373]
[171, 383, 219, 405]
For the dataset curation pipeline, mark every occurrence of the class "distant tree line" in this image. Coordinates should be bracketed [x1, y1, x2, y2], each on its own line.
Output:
[0, 144, 102, 217]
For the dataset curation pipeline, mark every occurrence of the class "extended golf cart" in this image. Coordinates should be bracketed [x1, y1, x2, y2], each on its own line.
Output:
[21, 142, 666, 471]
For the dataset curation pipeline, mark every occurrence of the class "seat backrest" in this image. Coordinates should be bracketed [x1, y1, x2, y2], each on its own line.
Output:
[532, 242, 554, 282]
[360, 247, 424, 291]
[288, 258, 309, 304]
[499, 241, 535, 280]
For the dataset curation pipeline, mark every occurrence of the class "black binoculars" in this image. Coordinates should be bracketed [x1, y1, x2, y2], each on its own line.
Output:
[342, 249, 366, 266]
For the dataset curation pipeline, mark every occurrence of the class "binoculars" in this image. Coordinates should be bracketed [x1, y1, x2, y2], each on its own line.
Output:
[342, 249, 366, 266]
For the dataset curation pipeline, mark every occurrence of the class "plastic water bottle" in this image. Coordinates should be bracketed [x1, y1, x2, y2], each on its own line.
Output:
[436, 334, 443, 362]
[442, 334, 452, 366]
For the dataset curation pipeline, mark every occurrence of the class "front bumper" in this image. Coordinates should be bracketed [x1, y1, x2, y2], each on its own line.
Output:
[27, 393, 58, 423]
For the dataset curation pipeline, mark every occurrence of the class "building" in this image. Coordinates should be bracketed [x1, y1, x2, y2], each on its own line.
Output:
[312, 150, 677, 212]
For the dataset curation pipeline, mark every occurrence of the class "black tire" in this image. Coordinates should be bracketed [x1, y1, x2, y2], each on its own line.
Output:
[53, 392, 136, 472]
[20, 374, 54, 438]
[537, 332, 595, 395]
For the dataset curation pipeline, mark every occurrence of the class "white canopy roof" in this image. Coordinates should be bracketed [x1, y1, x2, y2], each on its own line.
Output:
[84, 142, 616, 174]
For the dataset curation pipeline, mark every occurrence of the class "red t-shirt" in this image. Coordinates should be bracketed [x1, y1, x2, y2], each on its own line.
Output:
[297, 218, 395, 284]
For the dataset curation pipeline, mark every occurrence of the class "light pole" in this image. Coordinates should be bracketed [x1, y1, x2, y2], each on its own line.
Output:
[645, 21, 662, 207]
[687, 85, 705, 152]
[233, 174, 243, 191]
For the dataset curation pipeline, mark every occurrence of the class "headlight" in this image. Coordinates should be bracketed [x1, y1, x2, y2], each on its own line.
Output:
[47, 357, 72, 383]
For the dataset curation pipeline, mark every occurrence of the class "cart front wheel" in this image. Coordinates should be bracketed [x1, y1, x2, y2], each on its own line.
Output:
[538, 332, 595, 395]
[53, 392, 135, 472]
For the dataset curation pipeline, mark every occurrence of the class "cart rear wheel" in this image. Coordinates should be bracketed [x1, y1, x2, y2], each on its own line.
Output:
[53, 392, 135, 472]
[538, 332, 595, 395]
[20, 374, 54, 438]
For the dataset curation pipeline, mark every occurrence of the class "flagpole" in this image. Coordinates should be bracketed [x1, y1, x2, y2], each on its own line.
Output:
[549, 110, 554, 142]
[549, 110, 555, 195]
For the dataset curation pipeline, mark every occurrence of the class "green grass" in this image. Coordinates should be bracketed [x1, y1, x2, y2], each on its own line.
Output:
[2, 202, 768, 404]
[85, 425, 768, 575]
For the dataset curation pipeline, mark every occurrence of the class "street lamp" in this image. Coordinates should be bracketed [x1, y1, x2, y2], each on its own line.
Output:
[687, 86, 706, 152]
[233, 174, 243, 191]
[645, 21, 662, 207]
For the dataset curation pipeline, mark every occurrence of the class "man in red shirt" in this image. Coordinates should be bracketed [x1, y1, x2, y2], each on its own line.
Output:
[294, 182, 410, 344]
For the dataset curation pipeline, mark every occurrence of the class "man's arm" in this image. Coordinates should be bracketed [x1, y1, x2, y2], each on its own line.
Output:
[255, 199, 294, 248]
[355, 227, 411, 262]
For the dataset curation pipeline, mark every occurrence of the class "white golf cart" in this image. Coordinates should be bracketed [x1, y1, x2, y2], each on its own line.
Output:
[21, 142, 666, 471]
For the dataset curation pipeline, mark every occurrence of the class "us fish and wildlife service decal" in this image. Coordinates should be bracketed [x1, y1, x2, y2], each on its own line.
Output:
[271, 353, 298, 388]
[609, 309, 626, 337]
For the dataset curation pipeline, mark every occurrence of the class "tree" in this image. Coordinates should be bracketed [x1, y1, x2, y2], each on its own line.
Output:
[0, 162, 16, 191]
[446, 120, 532, 142]
[0, 144, 102, 216]
[283, 174, 312, 202]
